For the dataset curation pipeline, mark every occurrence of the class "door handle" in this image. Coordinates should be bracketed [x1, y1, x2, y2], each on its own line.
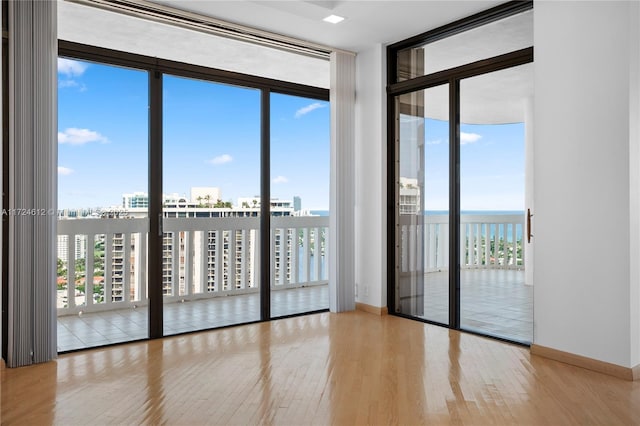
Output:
[527, 208, 533, 243]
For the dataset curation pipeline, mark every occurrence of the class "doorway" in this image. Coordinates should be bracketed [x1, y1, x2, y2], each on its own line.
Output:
[387, 1, 534, 344]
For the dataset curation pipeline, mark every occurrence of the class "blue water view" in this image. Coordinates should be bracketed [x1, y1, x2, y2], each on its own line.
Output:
[427, 210, 525, 241]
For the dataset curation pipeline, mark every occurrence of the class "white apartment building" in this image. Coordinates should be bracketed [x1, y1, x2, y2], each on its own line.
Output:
[58, 191, 296, 304]
[399, 177, 421, 215]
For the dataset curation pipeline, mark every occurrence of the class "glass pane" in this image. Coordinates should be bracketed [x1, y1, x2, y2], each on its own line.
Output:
[396, 84, 449, 324]
[162, 75, 261, 335]
[270, 93, 330, 317]
[57, 58, 149, 351]
[397, 9, 532, 82]
[459, 63, 533, 343]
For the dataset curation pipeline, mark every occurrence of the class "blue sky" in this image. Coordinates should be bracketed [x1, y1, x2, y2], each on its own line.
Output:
[58, 57, 521, 212]
[400, 116, 525, 211]
[58, 58, 330, 210]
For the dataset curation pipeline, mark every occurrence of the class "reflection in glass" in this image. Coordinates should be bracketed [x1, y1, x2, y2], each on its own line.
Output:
[163, 75, 261, 335]
[397, 10, 532, 82]
[459, 63, 532, 343]
[396, 84, 449, 324]
[270, 93, 330, 317]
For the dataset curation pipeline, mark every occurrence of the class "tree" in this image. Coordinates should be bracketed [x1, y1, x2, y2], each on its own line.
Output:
[204, 194, 212, 207]
[242, 201, 249, 208]
[197, 196, 203, 207]
[57, 258, 67, 277]
[214, 199, 225, 208]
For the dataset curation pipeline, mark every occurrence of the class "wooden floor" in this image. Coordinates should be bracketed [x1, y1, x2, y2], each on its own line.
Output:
[2, 311, 639, 425]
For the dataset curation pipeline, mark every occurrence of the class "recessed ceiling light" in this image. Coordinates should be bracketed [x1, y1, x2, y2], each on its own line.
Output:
[323, 14, 345, 24]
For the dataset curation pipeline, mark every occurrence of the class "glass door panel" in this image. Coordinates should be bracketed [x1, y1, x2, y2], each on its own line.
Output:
[162, 75, 261, 335]
[459, 63, 533, 343]
[396, 84, 449, 324]
[57, 58, 149, 351]
[269, 93, 330, 317]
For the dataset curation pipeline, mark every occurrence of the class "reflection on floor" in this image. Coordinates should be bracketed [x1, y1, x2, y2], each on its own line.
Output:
[402, 269, 532, 343]
[57, 285, 329, 352]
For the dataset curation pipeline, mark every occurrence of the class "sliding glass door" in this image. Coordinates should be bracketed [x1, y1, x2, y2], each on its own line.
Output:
[388, 0, 533, 345]
[269, 93, 330, 318]
[57, 59, 149, 351]
[56, 44, 329, 352]
[161, 75, 262, 335]
[459, 64, 532, 343]
[395, 84, 449, 324]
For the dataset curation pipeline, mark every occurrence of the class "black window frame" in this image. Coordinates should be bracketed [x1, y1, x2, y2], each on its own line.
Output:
[56, 40, 330, 345]
[386, 0, 533, 345]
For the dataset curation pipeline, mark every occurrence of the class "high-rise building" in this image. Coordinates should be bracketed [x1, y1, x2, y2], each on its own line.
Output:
[122, 192, 149, 209]
[399, 177, 421, 215]
[59, 189, 297, 302]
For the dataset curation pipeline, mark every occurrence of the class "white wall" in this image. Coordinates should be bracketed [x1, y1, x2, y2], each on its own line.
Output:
[629, 0, 640, 368]
[534, 0, 640, 368]
[354, 44, 387, 308]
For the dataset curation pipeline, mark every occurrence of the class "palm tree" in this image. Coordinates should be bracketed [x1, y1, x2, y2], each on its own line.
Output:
[204, 194, 211, 207]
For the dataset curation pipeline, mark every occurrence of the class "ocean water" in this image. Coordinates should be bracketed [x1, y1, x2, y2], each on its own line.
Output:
[309, 210, 524, 241]
[427, 210, 525, 241]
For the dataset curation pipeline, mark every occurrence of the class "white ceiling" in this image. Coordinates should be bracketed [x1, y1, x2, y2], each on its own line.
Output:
[148, 0, 505, 53]
[60, 0, 533, 123]
[141, 1, 534, 123]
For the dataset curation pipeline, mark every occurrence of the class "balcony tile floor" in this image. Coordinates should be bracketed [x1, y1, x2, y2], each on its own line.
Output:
[59, 270, 532, 352]
[401, 269, 532, 343]
[58, 285, 329, 352]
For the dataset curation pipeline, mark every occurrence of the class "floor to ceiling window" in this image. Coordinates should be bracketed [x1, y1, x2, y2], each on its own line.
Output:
[388, 1, 534, 344]
[55, 42, 329, 352]
[396, 85, 450, 325]
[459, 63, 532, 343]
[269, 93, 330, 318]
[57, 58, 150, 351]
[162, 75, 262, 335]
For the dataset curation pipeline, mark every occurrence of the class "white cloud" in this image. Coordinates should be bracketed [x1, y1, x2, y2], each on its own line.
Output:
[59, 79, 79, 88]
[209, 154, 233, 165]
[272, 175, 288, 184]
[58, 166, 74, 176]
[460, 132, 482, 145]
[58, 128, 108, 145]
[59, 79, 87, 91]
[426, 139, 442, 145]
[58, 58, 88, 77]
[295, 102, 327, 118]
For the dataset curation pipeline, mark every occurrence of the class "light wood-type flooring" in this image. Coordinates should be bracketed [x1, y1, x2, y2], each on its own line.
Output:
[2, 311, 639, 425]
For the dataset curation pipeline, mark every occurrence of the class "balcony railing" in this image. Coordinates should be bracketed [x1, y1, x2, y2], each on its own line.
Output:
[399, 213, 525, 274]
[57, 216, 329, 316]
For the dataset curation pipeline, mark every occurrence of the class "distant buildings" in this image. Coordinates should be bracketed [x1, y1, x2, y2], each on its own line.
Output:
[57, 188, 303, 306]
[122, 192, 149, 209]
[399, 177, 421, 215]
